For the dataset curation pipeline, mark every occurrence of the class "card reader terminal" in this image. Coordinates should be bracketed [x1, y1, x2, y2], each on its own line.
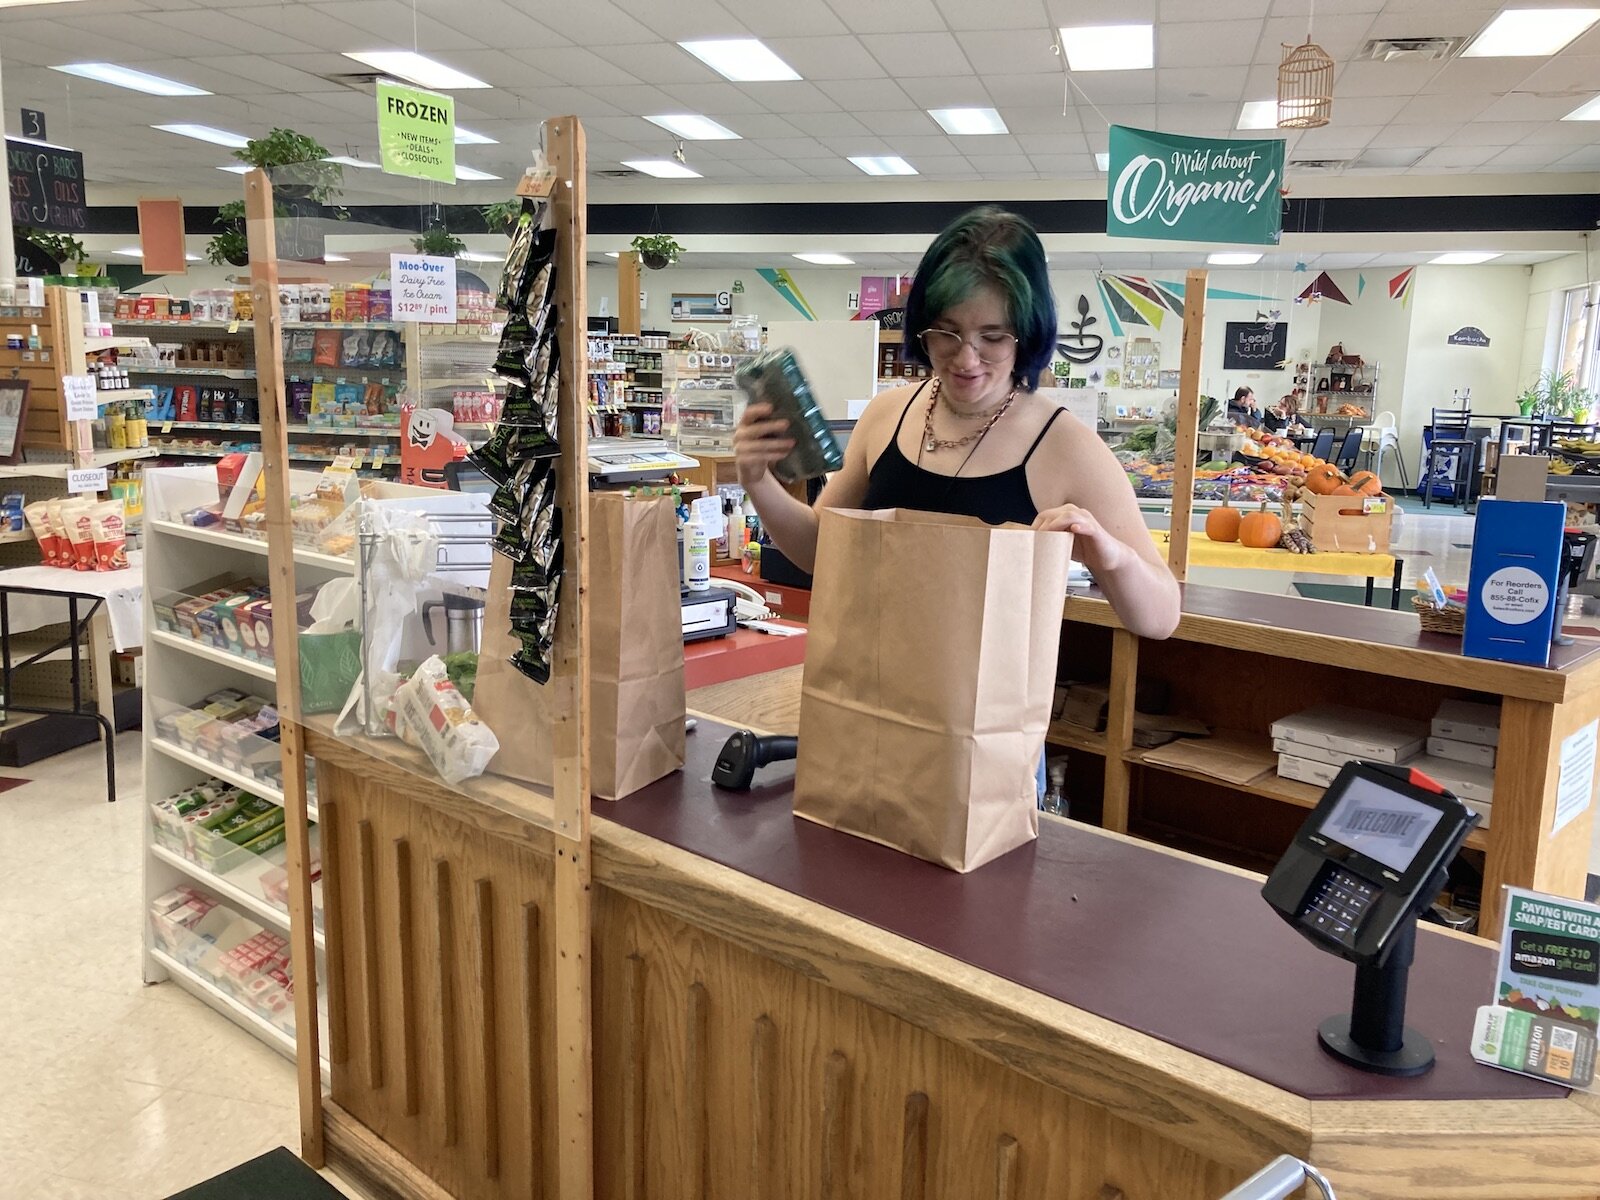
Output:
[1262, 760, 1479, 1075]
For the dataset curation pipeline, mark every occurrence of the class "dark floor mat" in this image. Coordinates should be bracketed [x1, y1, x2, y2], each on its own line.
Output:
[164, 1148, 343, 1200]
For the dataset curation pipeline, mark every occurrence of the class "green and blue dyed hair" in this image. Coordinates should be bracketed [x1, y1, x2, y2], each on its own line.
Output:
[904, 206, 1057, 391]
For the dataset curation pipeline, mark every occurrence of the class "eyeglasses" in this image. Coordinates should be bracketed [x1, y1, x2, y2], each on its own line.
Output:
[917, 328, 1018, 363]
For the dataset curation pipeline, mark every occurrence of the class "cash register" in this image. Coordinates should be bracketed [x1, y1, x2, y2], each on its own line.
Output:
[1262, 760, 1479, 1076]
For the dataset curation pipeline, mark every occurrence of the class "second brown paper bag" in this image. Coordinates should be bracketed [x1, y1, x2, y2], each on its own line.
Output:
[794, 508, 1071, 872]
[474, 491, 685, 800]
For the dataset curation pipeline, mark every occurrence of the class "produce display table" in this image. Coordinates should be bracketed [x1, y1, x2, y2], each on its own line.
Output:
[1151, 529, 1403, 607]
[303, 715, 1600, 1200]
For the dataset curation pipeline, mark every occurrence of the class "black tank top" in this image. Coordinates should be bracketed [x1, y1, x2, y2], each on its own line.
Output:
[861, 383, 1067, 526]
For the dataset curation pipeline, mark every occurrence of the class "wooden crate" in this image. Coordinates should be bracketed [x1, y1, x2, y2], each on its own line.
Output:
[1298, 490, 1393, 553]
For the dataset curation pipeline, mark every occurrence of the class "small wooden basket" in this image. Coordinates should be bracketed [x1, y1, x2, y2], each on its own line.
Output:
[1412, 595, 1467, 636]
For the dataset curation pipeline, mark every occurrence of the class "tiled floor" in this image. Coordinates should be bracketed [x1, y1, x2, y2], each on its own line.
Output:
[0, 734, 356, 1200]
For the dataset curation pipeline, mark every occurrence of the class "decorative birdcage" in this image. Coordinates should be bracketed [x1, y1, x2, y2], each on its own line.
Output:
[1277, 40, 1335, 129]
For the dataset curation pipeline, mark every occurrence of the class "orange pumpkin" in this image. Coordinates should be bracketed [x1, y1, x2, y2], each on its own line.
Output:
[1346, 470, 1382, 497]
[1239, 503, 1283, 549]
[1206, 501, 1241, 543]
[1303, 463, 1343, 495]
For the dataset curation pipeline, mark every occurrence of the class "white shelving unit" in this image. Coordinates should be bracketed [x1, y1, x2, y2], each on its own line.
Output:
[140, 463, 346, 1063]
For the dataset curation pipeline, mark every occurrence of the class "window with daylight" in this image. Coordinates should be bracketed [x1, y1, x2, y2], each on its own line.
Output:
[1557, 282, 1600, 393]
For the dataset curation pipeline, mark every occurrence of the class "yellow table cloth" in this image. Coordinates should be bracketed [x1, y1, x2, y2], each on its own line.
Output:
[1151, 530, 1396, 580]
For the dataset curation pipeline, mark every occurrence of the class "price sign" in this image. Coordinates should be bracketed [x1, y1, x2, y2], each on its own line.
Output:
[67, 466, 107, 494]
[390, 253, 457, 324]
[63, 374, 98, 422]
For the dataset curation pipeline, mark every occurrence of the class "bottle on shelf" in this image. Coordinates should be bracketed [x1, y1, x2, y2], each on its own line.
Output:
[1040, 759, 1070, 818]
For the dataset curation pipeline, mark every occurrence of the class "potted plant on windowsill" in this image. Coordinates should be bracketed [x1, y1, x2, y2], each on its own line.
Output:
[412, 226, 466, 258]
[631, 233, 683, 270]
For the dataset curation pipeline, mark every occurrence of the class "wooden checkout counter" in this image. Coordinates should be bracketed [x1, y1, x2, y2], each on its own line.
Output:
[300, 590, 1600, 1200]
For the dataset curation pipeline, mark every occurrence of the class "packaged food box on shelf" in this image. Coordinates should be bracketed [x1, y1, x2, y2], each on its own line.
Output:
[149, 782, 288, 871]
[1269, 704, 1428, 763]
[148, 890, 297, 1034]
[1277, 752, 1342, 789]
[152, 576, 315, 662]
[153, 689, 282, 781]
[1426, 734, 1497, 769]
[1409, 753, 1495, 806]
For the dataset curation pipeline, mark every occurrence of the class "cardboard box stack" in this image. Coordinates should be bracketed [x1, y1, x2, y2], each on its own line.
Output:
[1270, 699, 1497, 826]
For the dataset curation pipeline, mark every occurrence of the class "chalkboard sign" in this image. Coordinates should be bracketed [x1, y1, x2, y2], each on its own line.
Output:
[7, 138, 88, 234]
[876, 306, 905, 332]
[1223, 321, 1288, 370]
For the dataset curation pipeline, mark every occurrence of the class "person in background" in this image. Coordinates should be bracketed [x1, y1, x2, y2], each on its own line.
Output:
[1227, 386, 1260, 426]
[732, 206, 1180, 641]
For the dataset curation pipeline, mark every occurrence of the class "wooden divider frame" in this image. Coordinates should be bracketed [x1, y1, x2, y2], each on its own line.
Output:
[1165, 268, 1207, 582]
[253, 117, 596, 1197]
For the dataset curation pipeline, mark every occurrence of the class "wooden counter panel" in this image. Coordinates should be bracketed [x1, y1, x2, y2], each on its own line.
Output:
[1063, 585, 1600, 705]
[591, 882, 1246, 1200]
[318, 759, 559, 1200]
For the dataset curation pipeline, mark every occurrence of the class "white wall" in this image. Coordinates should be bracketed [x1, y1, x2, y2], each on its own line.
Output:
[1520, 251, 1593, 388]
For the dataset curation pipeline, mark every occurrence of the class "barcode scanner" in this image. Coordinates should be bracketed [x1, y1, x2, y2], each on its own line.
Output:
[712, 730, 798, 791]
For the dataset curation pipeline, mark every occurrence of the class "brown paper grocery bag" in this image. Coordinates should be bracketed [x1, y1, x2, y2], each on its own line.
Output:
[474, 492, 685, 799]
[793, 508, 1071, 872]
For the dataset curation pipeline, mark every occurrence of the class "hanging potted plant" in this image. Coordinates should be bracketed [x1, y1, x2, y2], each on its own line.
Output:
[18, 229, 89, 278]
[231, 128, 343, 206]
[631, 232, 683, 270]
[206, 200, 251, 268]
[412, 226, 466, 257]
[481, 199, 522, 238]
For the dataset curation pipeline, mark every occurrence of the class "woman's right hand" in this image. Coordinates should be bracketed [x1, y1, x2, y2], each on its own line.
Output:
[732, 401, 795, 489]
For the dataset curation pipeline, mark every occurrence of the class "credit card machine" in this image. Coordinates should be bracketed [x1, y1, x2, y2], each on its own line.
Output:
[1262, 760, 1478, 1075]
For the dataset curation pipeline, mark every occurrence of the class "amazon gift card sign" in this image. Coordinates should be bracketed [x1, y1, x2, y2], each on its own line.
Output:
[1462, 499, 1566, 667]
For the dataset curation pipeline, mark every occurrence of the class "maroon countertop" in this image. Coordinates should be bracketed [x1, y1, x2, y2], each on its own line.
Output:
[595, 718, 1561, 1103]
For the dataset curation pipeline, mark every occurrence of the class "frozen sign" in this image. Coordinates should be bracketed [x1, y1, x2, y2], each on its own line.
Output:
[1106, 126, 1285, 247]
[390, 254, 457, 324]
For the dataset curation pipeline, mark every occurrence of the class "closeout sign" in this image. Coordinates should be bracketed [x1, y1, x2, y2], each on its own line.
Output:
[377, 80, 455, 183]
[1106, 125, 1285, 246]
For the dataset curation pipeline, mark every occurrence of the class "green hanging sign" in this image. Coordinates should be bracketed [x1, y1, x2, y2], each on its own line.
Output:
[1106, 125, 1285, 246]
[377, 80, 455, 184]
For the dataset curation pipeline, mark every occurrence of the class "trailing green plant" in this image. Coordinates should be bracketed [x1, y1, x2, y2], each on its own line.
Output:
[1520, 369, 1595, 419]
[206, 200, 250, 267]
[17, 228, 87, 271]
[232, 128, 343, 204]
[481, 199, 522, 235]
[630, 233, 683, 269]
[412, 226, 466, 257]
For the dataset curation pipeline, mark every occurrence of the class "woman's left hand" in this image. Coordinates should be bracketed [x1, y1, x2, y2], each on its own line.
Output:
[1034, 504, 1133, 574]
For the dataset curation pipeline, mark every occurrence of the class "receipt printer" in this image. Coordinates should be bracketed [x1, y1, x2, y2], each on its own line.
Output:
[681, 586, 737, 642]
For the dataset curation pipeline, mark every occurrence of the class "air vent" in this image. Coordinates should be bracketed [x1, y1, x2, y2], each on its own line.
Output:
[1290, 158, 1348, 172]
[595, 168, 639, 178]
[1359, 36, 1464, 62]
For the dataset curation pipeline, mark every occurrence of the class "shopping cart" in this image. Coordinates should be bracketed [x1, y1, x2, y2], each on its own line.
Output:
[1221, 1155, 1337, 1200]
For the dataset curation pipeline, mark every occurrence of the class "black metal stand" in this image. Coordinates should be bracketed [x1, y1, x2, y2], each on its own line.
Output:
[0, 588, 117, 803]
[1317, 918, 1435, 1076]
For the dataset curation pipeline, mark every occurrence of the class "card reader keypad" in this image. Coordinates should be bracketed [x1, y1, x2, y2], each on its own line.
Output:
[1304, 869, 1377, 947]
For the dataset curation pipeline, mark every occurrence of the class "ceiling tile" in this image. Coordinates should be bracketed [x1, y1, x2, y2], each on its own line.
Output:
[785, 111, 872, 138]
[1291, 123, 1382, 148]
[582, 84, 685, 113]
[953, 30, 1061, 76]
[1046, 0, 1156, 23]
[936, 0, 1053, 31]
[1066, 72, 1157, 106]
[1363, 4, 1496, 39]
[1392, 92, 1495, 125]
[412, 0, 573, 48]
[818, 134, 893, 155]
[982, 73, 1065, 109]
[1028, 153, 1098, 175]
[763, 36, 886, 81]
[655, 82, 773, 115]
[1480, 92, 1589, 122]
[1157, 68, 1247, 104]
[706, 113, 805, 139]
[1558, 144, 1600, 169]
[510, 45, 627, 87]
[1416, 58, 1540, 97]
[304, 1, 484, 50]
[858, 110, 943, 136]
[1445, 121, 1544, 147]
[1096, 103, 1159, 127]
[1016, 131, 1091, 155]
[858, 31, 972, 78]
[736, 5, 850, 36]
[609, 0, 745, 40]
[137, 9, 319, 53]
[758, 136, 836, 158]
[1416, 145, 1499, 168]
[56, 10, 238, 56]
[1366, 123, 1450, 148]
[1162, 0, 1271, 17]
[588, 42, 725, 85]
[1157, 20, 1267, 68]
[818, 79, 918, 111]
[1154, 101, 1237, 133]
[1257, 13, 1379, 59]
[1331, 59, 1442, 99]
[898, 76, 993, 108]
[822, 0, 947, 35]
[999, 107, 1084, 135]
[1523, 121, 1600, 145]
[514, 86, 629, 118]
[1484, 145, 1563, 168]
[528, 0, 674, 44]
[735, 81, 842, 113]
[1520, 54, 1600, 95]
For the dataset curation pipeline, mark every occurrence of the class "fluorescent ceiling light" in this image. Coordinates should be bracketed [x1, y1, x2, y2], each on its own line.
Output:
[849, 155, 917, 176]
[1237, 100, 1279, 130]
[1430, 251, 1502, 265]
[342, 50, 489, 90]
[679, 38, 800, 82]
[324, 155, 381, 169]
[605, 251, 621, 258]
[323, 254, 351, 263]
[1463, 8, 1599, 56]
[185, 253, 201, 262]
[112, 247, 143, 258]
[154, 123, 249, 148]
[0, 1, 90, 6]
[1207, 252, 1263, 265]
[1095, 151, 1110, 171]
[216, 164, 251, 174]
[793, 253, 854, 265]
[50, 62, 209, 96]
[623, 158, 702, 178]
[455, 165, 501, 181]
[1060, 24, 1154, 71]
[646, 114, 740, 140]
[1564, 94, 1600, 120]
[9, 135, 74, 151]
[460, 251, 504, 263]
[928, 107, 1008, 135]
[454, 126, 497, 145]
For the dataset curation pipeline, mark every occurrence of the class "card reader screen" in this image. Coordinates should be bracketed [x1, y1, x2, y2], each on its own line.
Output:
[1317, 774, 1444, 874]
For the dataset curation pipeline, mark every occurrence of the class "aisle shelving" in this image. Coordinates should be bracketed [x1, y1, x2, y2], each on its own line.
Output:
[145, 517, 355, 573]
[149, 948, 298, 1058]
[150, 628, 278, 682]
[149, 842, 326, 951]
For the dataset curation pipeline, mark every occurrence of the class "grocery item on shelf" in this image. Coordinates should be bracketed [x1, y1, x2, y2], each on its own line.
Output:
[1270, 705, 1429, 793]
[149, 885, 299, 1034]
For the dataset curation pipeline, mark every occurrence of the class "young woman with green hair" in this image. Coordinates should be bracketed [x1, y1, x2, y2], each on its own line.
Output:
[733, 205, 1179, 640]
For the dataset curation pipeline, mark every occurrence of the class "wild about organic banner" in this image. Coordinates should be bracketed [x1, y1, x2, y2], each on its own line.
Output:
[1106, 126, 1285, 246]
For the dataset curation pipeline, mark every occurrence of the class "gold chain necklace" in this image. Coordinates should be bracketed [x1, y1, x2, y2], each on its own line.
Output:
[922, 379, 1018, 453]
